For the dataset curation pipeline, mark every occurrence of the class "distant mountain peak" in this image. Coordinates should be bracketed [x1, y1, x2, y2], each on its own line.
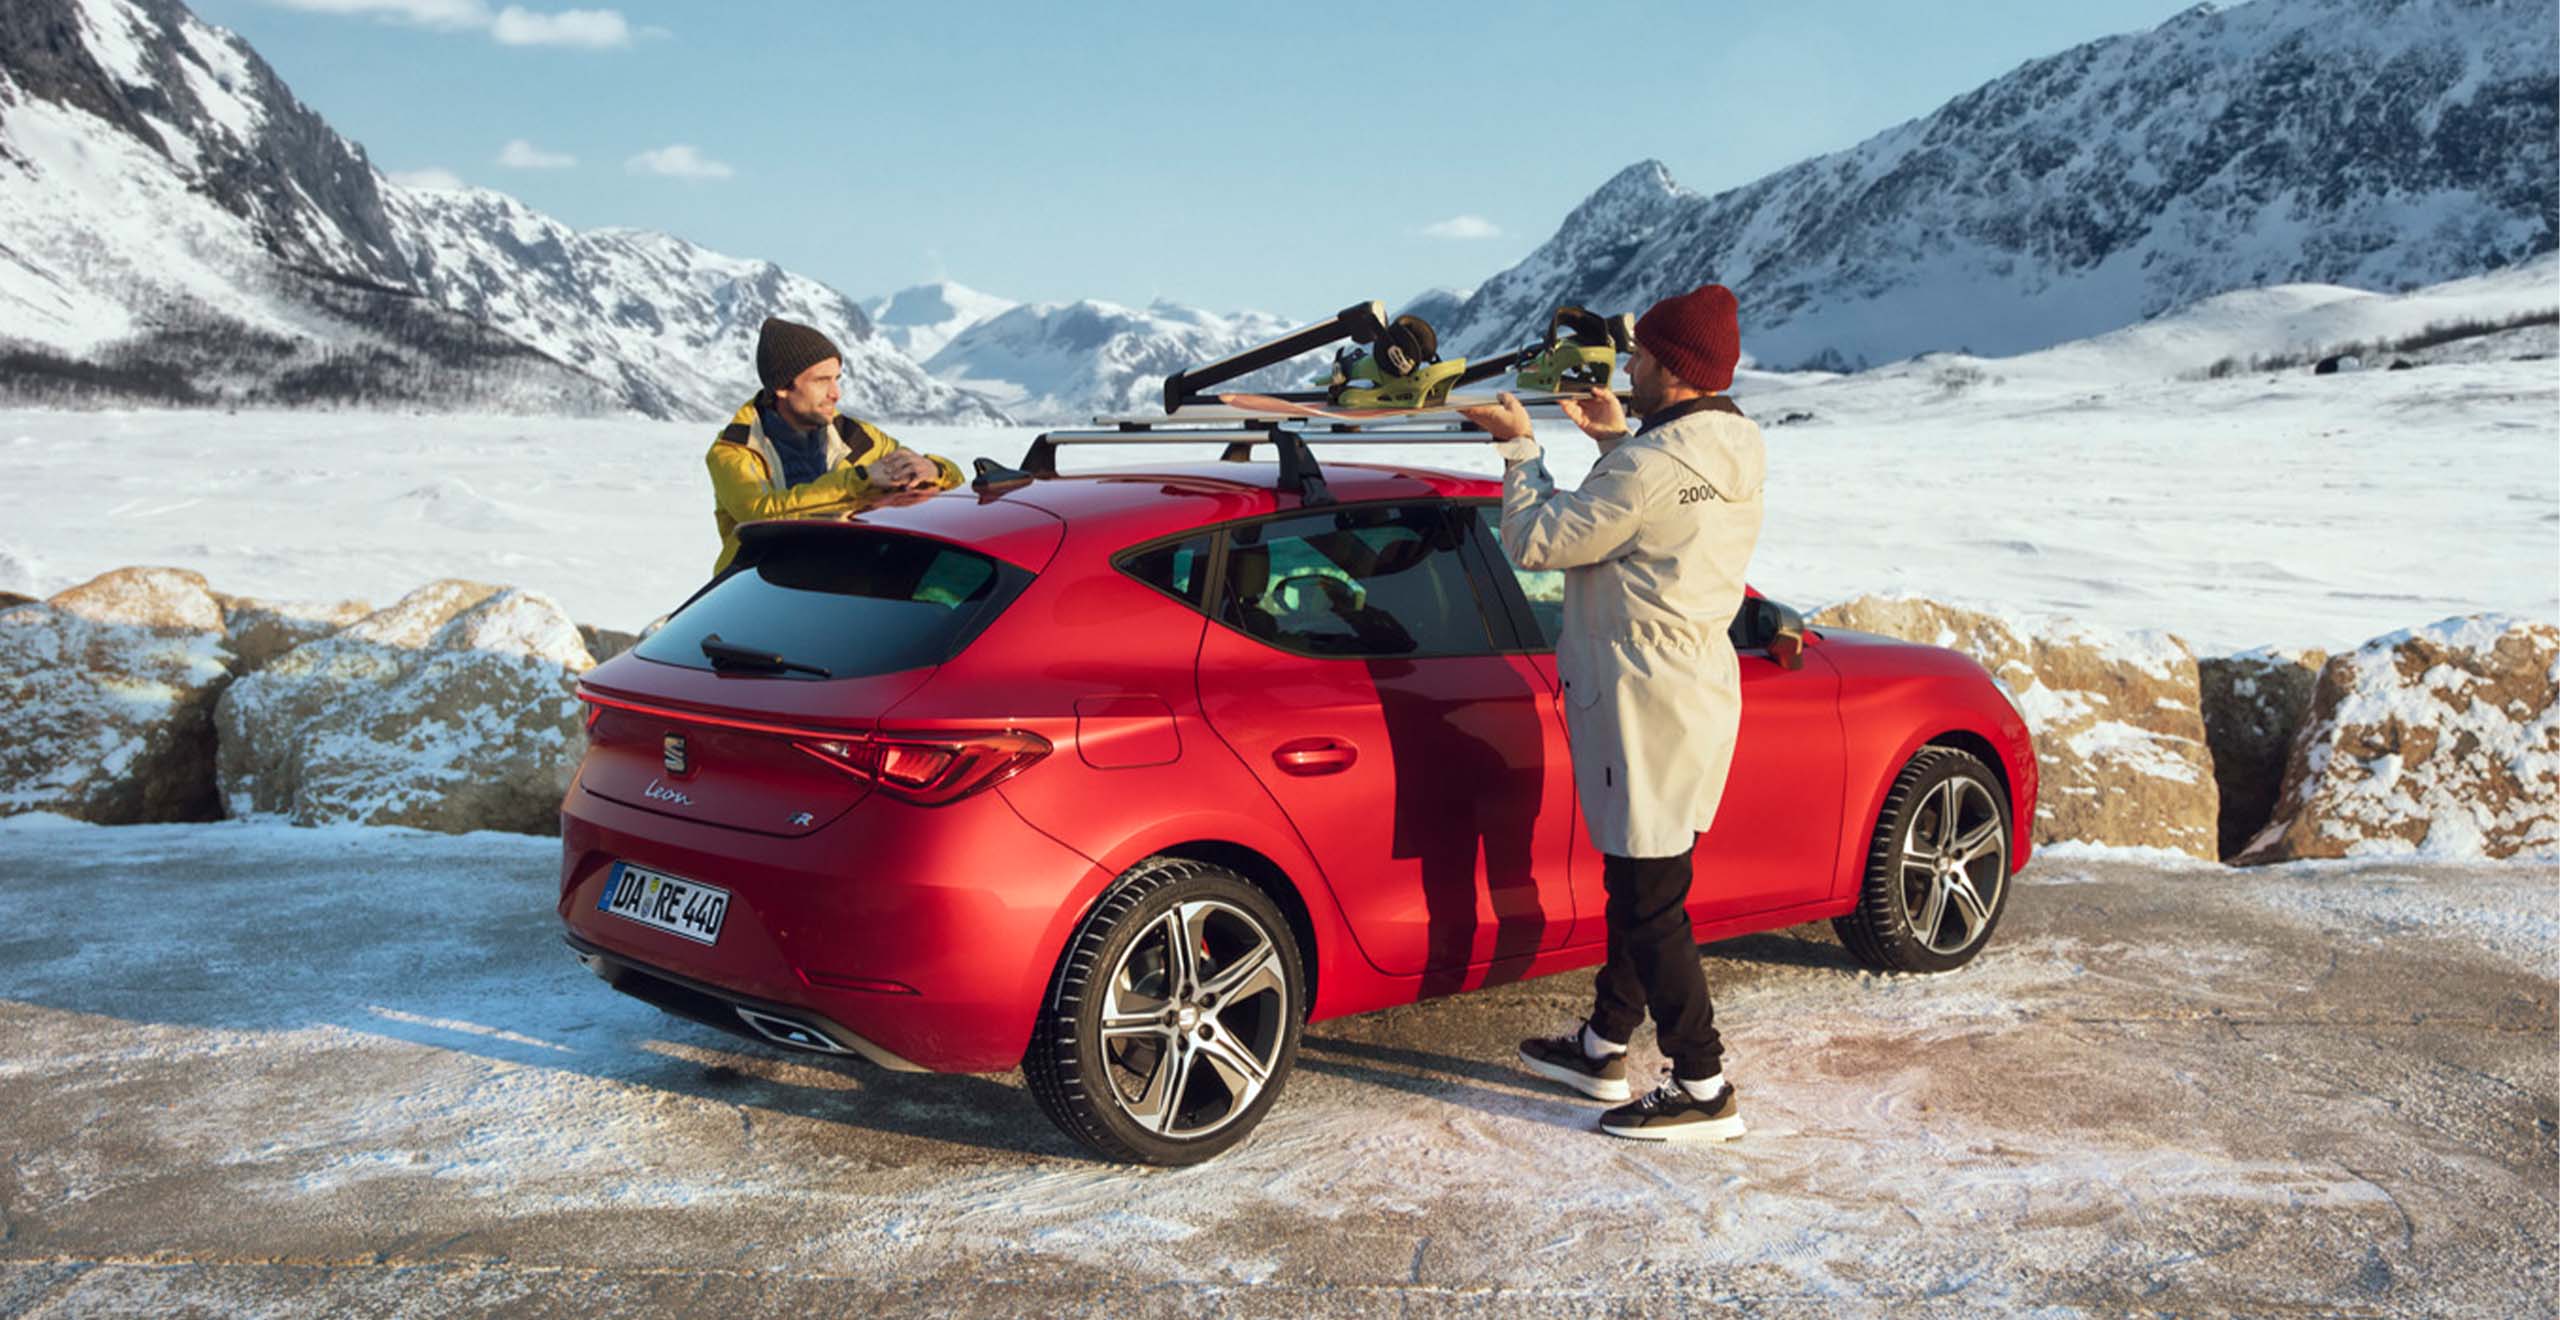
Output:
[0, 0, 995, 420]
[865, 280, 1018, 364]
[1436, 0, 2558, 370]
[923, 297, 1310, 422]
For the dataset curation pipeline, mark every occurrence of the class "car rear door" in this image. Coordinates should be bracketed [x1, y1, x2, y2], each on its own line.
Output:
[1193, 501, 1580, 990]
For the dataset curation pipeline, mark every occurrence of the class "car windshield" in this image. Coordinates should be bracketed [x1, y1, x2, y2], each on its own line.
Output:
[635, 531, 1024, 679]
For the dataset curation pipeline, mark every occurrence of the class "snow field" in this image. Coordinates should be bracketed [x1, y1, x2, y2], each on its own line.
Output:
[6, 340, 2549, 655]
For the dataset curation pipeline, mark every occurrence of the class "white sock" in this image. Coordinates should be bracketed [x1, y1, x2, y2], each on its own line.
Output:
[1579, 1024, 1628, 1060]
[1678, 1072, 1727, 1101]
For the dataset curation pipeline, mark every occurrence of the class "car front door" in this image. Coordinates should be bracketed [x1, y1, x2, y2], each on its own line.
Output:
[1475, 510, 1845, 940]
[1194, 501, 1579, 994]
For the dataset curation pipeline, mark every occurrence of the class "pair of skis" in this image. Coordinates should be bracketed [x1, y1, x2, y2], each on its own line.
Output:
[1148, 299, 1635, 426]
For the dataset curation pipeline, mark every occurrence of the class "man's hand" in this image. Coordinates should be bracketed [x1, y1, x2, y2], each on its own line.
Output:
[1558, 386, 1630, 442]
[1456, 392, 1533, 441]
[1457, 392, 1544, 463]
[870, 449, 940, 492]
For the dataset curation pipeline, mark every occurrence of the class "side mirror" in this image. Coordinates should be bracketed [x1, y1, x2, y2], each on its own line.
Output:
[1765, 601, 1807, 672]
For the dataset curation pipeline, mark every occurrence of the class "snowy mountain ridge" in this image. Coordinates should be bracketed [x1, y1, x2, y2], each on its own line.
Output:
[1439, 0, 2559, 370]
[924, 298, 1328, 422]
[0, 0, 996, 422]
[385, 186, 1002, 423]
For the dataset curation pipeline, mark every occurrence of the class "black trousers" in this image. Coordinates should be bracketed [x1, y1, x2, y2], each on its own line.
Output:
[1586, 851, 1723, 1078]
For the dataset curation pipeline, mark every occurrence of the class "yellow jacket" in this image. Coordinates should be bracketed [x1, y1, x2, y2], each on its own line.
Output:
[705, 397, 965, 574]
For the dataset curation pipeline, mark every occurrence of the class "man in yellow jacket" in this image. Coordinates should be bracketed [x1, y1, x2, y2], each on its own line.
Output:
[705, 316, 965, 574]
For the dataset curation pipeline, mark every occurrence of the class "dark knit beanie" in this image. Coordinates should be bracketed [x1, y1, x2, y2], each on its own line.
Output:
[1635, 284, 1741, 392]
[755, 316, 843, 391]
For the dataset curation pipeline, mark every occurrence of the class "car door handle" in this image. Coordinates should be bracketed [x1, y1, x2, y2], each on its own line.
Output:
[1273, 737, 1358, 776]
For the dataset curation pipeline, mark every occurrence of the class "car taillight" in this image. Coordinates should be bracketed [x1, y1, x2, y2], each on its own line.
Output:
[794, 731, 1051, 805]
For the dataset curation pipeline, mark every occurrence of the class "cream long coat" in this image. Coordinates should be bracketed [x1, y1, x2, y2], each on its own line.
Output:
[1500, 398, 1768, 858]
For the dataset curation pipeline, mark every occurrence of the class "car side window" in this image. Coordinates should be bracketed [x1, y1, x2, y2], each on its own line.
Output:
[1119, 535, 1210, 605]
[1504, 556, 1565, 650]
[1219, 504, 1497, 658]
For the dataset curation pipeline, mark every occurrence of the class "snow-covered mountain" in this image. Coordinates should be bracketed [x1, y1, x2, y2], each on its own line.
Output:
[1439, 0, 2559, 370]
[925, 299, 1327, 422]
[385, 187, 1002, 422]
[866, 281, 1020, 364]
[0, 0, 994, 421]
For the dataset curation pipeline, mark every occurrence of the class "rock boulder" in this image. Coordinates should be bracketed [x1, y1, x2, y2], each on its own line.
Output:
[216, 579, 598, 833]
[217, 594, 374, 674]
[578, 623, 639, 663]
[2238, 615, 2559, 863]
[0, 567, 234, 822]
[1813, 595, 2219, 857]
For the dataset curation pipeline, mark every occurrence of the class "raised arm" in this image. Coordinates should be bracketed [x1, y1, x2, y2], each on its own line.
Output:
[1500, 447, 1649, 571]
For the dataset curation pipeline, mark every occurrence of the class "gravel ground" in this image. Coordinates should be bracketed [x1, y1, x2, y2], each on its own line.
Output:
[0, 819, 2551, 1317]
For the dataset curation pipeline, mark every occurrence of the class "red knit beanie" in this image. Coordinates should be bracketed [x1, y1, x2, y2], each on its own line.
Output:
[1635, 284, 1740, 392]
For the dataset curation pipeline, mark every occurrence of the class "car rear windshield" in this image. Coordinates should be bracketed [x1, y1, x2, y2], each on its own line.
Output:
[634, 532, 1028, 679]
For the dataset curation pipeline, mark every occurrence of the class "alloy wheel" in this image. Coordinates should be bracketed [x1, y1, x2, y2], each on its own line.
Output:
[1896, 774, 2008, 956]
[1097, 899, 1291, 1139]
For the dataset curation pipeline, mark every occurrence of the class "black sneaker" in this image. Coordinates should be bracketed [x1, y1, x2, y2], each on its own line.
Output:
[1517, 1024, 1631, 1102]
[1599, 1077, 1745, 1142]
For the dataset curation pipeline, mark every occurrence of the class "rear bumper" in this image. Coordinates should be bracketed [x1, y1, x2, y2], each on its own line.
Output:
[557, 773, 1104, 1073]
[566, 932, 925, 1070]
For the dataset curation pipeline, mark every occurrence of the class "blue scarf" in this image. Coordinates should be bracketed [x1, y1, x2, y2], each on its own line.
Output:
[756, 397, 831, 488]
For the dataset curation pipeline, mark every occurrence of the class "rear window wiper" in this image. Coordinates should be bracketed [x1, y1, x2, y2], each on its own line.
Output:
[699, 633, 832, 678]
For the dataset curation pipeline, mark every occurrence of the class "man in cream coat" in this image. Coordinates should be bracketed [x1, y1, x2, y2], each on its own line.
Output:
[1458, 284, 1766, 1142]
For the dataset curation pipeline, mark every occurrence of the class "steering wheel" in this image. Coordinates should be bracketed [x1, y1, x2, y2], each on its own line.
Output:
[1270, 571, 1364, 617]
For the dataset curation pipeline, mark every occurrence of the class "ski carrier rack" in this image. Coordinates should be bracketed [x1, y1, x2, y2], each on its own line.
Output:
[970, 417, 1495, 508]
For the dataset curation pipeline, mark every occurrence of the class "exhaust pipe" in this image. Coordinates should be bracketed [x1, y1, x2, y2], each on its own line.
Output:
[734, 1007, 851, 1055]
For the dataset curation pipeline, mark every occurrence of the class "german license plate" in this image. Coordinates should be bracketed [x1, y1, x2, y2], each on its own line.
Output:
[597, 862, 729, 945]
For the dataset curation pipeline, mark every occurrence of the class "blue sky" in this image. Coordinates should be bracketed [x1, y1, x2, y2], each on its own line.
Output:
[191, 0, 2208, 320]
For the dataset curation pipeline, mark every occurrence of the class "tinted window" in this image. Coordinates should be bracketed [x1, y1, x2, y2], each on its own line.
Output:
[1504, 559, 1566, 649]
[636, 533, 1022, 679]
[1119, 535, 1210, 605]
[1219, 504, 1496, 658]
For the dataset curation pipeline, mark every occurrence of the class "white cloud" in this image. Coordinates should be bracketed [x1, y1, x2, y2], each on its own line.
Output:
[1419, 215, 1503, 240]
[626, 144, 733, 181]
[490, 6, 631, 47]
[262, 0, 635, 47]
[497, 138, 576, 169]
[387, 167, 467, 190]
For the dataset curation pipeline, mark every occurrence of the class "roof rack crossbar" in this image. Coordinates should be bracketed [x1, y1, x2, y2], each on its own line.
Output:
[1015, 425, 1499, 505]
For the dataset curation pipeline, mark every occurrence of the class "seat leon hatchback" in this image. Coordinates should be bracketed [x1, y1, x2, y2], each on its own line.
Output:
[558, 453, 2037, 1165]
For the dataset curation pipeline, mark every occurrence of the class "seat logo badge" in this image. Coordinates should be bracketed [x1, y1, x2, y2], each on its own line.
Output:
[790, 811, 814, 827]
[643, 778, 693, 807]
[663, 734, 689, 775]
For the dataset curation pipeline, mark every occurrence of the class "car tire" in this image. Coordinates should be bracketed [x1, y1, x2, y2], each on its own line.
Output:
[1834, 746, 2014, 974]
[1025, 857, 1305, 1165]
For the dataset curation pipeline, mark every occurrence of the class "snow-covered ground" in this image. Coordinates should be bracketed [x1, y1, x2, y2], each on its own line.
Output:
[0, 814, 2549, 1314]
[4, 266, 2554, 653]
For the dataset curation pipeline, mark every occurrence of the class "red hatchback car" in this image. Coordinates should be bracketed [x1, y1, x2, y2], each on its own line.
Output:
[559, 441, 2037, 1164]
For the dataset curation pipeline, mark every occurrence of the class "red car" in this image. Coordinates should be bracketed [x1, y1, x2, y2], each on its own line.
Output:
[559, 439, 2037, 1165]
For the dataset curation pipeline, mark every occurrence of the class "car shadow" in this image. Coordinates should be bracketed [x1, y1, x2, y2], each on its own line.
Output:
[1704, 927, 1865, 973]
[351, 997, 1095, 1162]
[1293, 1035, 1602, 1135]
